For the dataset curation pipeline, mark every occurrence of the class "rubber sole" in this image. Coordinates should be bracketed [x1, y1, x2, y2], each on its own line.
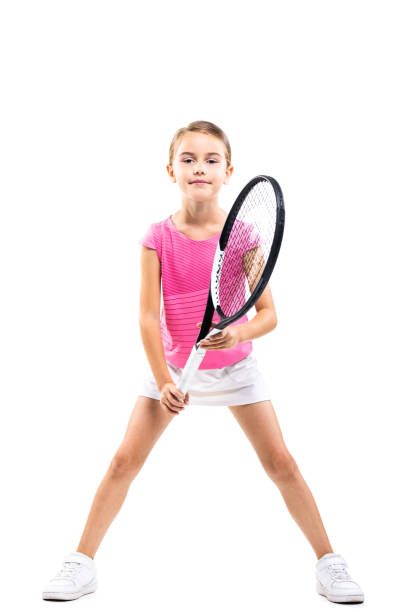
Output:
[42, 579, 97, 601]
[316, 581, 364, 603]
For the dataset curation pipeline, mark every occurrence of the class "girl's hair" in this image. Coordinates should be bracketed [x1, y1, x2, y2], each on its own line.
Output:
[168, 120, 231, 168]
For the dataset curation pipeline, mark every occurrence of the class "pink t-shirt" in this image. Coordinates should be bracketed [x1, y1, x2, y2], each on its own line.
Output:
[138, 215, 253, 369]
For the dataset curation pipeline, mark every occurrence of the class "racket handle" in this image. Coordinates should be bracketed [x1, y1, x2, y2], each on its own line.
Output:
[177, 327, 222, 394]
[177, 344, 207, 394]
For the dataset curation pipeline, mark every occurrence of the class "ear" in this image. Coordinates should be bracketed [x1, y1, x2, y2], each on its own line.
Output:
[166, 164, 176, 183]
[224, 165, 234, 185]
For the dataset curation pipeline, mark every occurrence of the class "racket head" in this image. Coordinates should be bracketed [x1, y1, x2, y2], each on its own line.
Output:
[210, 175, 285, 324]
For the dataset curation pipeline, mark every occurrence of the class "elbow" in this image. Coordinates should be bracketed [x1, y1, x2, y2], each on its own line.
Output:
[270, 311, 278, 331]
[139, 314, 160, 328]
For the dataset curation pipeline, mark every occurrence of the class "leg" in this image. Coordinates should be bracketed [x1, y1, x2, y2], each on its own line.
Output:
[228, 399, 333, 560]
[76, 395, 176, 559]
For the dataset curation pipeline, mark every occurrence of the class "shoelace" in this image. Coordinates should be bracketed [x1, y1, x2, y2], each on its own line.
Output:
[54, 561, 82, 580]
[328, 562, 351, 581]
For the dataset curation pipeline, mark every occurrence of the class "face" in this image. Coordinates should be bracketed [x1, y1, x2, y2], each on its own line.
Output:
[167, 132, 234, 201]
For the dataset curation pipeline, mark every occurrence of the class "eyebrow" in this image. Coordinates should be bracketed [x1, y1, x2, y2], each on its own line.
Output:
[178, 151, 222, 157]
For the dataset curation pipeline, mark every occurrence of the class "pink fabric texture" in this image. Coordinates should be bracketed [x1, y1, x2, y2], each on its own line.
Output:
[138, 215, 254, 369]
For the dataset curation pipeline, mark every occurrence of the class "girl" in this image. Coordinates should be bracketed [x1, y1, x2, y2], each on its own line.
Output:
[42, 120, 364, 604]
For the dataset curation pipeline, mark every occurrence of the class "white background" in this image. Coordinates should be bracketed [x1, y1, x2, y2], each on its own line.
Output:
[1, 1, 407, 610]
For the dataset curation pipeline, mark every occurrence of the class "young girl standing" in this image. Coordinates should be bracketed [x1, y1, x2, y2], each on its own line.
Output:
[42, 120, 364, 604]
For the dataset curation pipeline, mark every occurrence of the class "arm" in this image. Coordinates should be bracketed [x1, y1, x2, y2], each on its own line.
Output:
[199, 284, 277, 350]
[139, 246, 173, 391]
[199, 247, 278, 350]
[235, 246, 277, 342]
[234, 283, 277, 343]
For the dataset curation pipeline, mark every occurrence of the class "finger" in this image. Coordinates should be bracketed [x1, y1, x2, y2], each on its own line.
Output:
[171, 401, 185, 409]
[167, 395, 185, 409]
[170, 390, 186, 404]
[197, 321, 218, 328]
[162, 394, 184, 410]
[167, 404, 182, 413]
[201, 345, 224, 351]
[200, 342, 224, 350]
[174, 388, 189, 403]
[200, 337, 224, 346]
[162, 401, 179, 415]
[201, 334, 219, 343]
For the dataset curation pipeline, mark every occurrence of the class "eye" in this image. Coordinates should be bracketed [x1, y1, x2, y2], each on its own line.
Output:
[182, 158, 219, 164]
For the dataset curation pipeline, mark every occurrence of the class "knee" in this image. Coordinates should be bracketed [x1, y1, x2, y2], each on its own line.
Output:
[108, 450, 144, 478]
[262, 451, 299, 483]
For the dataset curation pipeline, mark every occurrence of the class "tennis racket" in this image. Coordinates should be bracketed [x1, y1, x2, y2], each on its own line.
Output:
[176, 174, 285, 395]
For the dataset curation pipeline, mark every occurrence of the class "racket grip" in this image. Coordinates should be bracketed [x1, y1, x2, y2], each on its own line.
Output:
[177, 344, 207, 394]
[177, 327, 222, 394]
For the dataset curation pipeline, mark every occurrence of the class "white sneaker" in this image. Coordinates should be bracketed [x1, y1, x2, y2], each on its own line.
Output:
[316, 552, 364, 603]
[42, 551, 98, 600]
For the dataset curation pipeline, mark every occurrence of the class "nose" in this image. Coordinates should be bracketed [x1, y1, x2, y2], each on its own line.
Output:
[193, 160, 205, 174]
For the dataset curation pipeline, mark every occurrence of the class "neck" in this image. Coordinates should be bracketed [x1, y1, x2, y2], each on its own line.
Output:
[177, 195, 224, 226]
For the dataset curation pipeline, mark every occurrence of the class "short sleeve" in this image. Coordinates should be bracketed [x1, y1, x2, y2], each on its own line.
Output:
[228, 220, 262, 254]
[138, 222, 162, 262]
[246, 225, 262, 250]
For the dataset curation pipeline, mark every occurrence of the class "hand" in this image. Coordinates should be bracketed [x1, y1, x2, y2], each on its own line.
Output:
[196, 321, 240, 350]
[160, 382, 189, 415]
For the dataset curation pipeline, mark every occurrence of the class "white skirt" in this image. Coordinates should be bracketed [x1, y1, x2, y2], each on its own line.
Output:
[138, 352, 271, 407]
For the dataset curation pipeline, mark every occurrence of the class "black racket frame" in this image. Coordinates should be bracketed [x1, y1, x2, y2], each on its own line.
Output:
[195, 174, 285, 344]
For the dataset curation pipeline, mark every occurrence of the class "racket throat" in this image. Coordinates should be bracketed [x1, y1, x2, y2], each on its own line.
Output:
[211, 245, 225, 312]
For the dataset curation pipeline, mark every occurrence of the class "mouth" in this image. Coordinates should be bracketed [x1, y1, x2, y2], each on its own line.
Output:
[190, 180, 209, 184]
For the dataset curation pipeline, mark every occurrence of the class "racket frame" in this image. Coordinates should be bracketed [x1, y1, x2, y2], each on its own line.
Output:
[176, 175, 285, 394]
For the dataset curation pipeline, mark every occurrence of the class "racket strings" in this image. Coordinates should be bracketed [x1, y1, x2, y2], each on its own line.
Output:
[217, 180, 277, 317]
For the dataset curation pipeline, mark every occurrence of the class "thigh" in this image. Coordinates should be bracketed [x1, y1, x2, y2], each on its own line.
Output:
[228, 400, 293, 471]
[114, 395, 176, 469]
